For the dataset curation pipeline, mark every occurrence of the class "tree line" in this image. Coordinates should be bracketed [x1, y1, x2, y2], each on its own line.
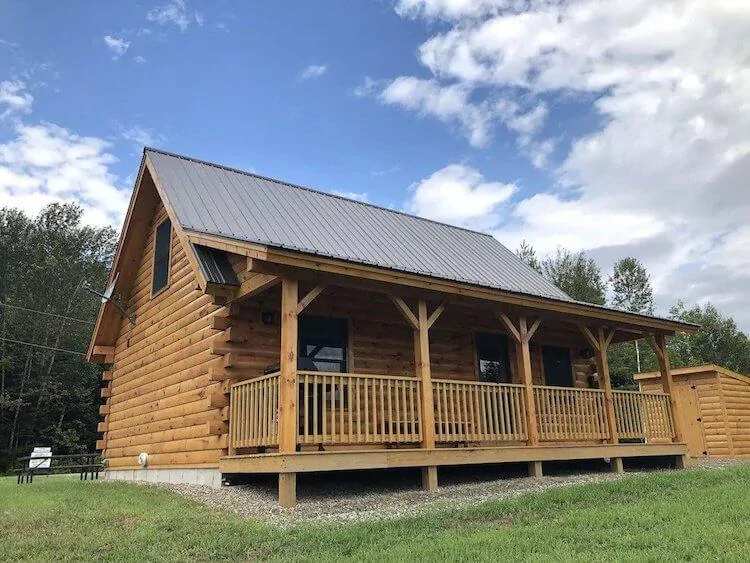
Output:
[0, 204, 116, 472]
[516, 242, 750, 387]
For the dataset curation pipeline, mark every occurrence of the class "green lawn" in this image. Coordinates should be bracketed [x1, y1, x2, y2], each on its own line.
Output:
[2, 466, 750, 561]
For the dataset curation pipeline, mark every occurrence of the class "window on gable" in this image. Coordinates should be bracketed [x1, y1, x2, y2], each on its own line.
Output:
[476, 332, 512, 384]
[152, 218, 171, 295]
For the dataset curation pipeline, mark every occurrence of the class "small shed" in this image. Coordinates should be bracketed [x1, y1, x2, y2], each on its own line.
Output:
[635, 364, 750, 459]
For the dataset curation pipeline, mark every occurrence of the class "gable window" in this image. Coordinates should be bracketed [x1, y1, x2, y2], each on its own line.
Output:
[475, 332, 512, 384]
[298, 315, 348, 373]
[152, 218, 171, 295]
[542, 345, 573, 387]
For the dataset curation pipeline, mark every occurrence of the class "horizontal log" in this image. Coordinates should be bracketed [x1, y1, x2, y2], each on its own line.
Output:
[102, 371, 113, 381]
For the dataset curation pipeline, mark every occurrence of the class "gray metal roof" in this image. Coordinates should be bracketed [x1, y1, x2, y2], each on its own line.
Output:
[146, 148, 573, 302]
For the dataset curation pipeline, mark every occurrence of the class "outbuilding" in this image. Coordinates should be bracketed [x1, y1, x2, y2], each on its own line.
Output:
[636, 364, 750, 459]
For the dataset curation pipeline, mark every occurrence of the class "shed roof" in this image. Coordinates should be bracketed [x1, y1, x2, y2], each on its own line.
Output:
[145, 148, 573, 303]
[635, 364, 750, 385]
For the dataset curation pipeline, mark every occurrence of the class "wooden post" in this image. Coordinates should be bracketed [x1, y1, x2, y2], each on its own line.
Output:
[416, 300, 437, 490]
[650, 334, 685, 444]
[499, 313, 542, 477]
[278, 277, 298, 507]
[580, 325, 621, 472]
[596, 328, 619, 446]
[500, 314, 540, 447]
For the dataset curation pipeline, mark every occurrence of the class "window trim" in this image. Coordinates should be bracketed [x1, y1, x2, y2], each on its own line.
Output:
[151, 216, 172, 298]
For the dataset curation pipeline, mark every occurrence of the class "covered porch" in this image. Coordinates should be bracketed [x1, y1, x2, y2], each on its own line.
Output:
[206, 264, 689, 507]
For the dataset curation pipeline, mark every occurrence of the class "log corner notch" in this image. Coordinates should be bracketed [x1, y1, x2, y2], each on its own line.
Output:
[90, 345, 114, 364]
[578, 324, 627, 473]
[388, 295, 446, 492]
[498, 314, 542, 458]
[646, 333, 685, 445]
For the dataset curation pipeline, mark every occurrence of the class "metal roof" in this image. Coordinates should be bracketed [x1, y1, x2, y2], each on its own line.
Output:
[146, 148, 573, 302]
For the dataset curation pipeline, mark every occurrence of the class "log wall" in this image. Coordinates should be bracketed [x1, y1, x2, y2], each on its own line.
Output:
[97, 201, 227, 470]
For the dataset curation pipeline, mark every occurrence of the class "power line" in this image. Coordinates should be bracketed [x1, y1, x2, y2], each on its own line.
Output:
[0, 336, 86, 356]
[0, 302, 96, 325]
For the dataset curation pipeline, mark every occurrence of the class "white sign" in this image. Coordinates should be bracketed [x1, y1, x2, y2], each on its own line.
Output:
[29, 447, 52, 469]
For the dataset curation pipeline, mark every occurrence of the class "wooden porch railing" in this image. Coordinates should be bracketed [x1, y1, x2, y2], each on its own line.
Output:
[534, 386, 610, 442]
[228, 372, 279, 452]
[613, 390, 674, 442]
[433, 379, 527, 442]
[297, 371, 422, 445]
[227, 372, 676, 453]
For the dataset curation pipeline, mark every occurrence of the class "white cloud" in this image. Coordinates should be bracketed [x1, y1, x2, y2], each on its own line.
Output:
[0, 80, 33, 118]
[133, 55, 147, 64]
[333, 191, 369, 202]
[0, 122, 129, 226]
[298, 64, 328, 81]
[407, 164, 516, 228]
[387, 0, 750, 330]
[120, 125, 165, 148]
[103, 35, 130, 59]
[147, 0, 191, 32]
[380, 77, 494, 147]
[194, 11, 205, 26]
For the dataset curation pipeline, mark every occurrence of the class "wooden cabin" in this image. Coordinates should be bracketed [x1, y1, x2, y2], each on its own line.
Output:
[89, 148, 698, 507]
[636, 364, 750, 459]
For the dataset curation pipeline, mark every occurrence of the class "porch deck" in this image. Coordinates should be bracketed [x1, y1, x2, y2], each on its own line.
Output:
[221, 371, 686, 474]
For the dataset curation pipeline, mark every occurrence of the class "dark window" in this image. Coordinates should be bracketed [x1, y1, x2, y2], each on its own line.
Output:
[476, 332, 512, 383]
[542, 345, 573, 387]
[152, 218, 171, 295]
[298, 315, 348, 373]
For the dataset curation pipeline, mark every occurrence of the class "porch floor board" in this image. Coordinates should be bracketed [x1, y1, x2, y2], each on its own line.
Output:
[220, 443, 688, 474]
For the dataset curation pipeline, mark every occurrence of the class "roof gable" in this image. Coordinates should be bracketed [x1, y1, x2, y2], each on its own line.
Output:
[145, 148, 572, 303]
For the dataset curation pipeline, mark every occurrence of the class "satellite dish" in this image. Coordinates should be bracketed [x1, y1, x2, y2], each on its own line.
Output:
[83, 273, 136, 326]
[101, 272, 119, 304]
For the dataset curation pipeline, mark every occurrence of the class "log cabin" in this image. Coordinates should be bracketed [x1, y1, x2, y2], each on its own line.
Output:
[88, 147, 698, 507]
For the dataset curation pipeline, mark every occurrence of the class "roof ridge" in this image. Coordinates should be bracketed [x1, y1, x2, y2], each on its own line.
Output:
[143, 146, 497, 240]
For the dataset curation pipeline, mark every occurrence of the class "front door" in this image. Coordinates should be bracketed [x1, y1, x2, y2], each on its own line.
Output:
[673, 379, 707, 456]
[542, 345, 573, 387]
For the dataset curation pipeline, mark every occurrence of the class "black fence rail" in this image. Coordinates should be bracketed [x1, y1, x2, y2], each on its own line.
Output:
[16, 453, 102, 484]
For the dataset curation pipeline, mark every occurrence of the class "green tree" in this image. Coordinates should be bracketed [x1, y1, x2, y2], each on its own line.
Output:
[0, 203, 116, 471]
[609, 257, 654, 375]
[516, 240, 540, 272]
[668, 301, 750, 375]
[540, 248, 606, 305]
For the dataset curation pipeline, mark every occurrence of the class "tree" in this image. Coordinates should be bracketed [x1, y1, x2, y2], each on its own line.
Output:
[609, 257, 654, 373]
[540, 248, 606, 305]
[516, 240, 540, 272]
[668, 301, 750, 375]
[0, 203, 116, 471]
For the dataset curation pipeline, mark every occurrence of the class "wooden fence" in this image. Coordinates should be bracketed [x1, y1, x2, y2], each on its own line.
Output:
[613, 390, 674, 441]
[534, 386, 610, 442]
[433, 379, 527, 442]
[228, 372, 676, 452]
[228, 372, 279, 452]
[297, 371, 422, 445]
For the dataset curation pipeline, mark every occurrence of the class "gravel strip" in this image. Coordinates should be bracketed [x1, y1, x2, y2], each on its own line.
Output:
[159, 458, 746, 526]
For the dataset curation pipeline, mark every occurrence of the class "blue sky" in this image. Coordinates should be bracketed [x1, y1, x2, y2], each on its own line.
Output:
[1, 1, 749, 330]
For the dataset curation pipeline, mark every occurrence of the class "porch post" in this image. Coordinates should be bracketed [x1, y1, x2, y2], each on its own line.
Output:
[597, 328, 622, 473]
[650, 334, 685, 451]
[278, 277, 299, 507]
[415, 300, 437, 491]
[499, 314, 541, 477]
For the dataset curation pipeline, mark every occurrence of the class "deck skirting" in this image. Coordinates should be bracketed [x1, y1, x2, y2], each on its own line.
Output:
[220, 443, 688, 474]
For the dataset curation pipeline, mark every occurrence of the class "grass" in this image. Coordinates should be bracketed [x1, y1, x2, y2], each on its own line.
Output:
[1, 466, 750, 561]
